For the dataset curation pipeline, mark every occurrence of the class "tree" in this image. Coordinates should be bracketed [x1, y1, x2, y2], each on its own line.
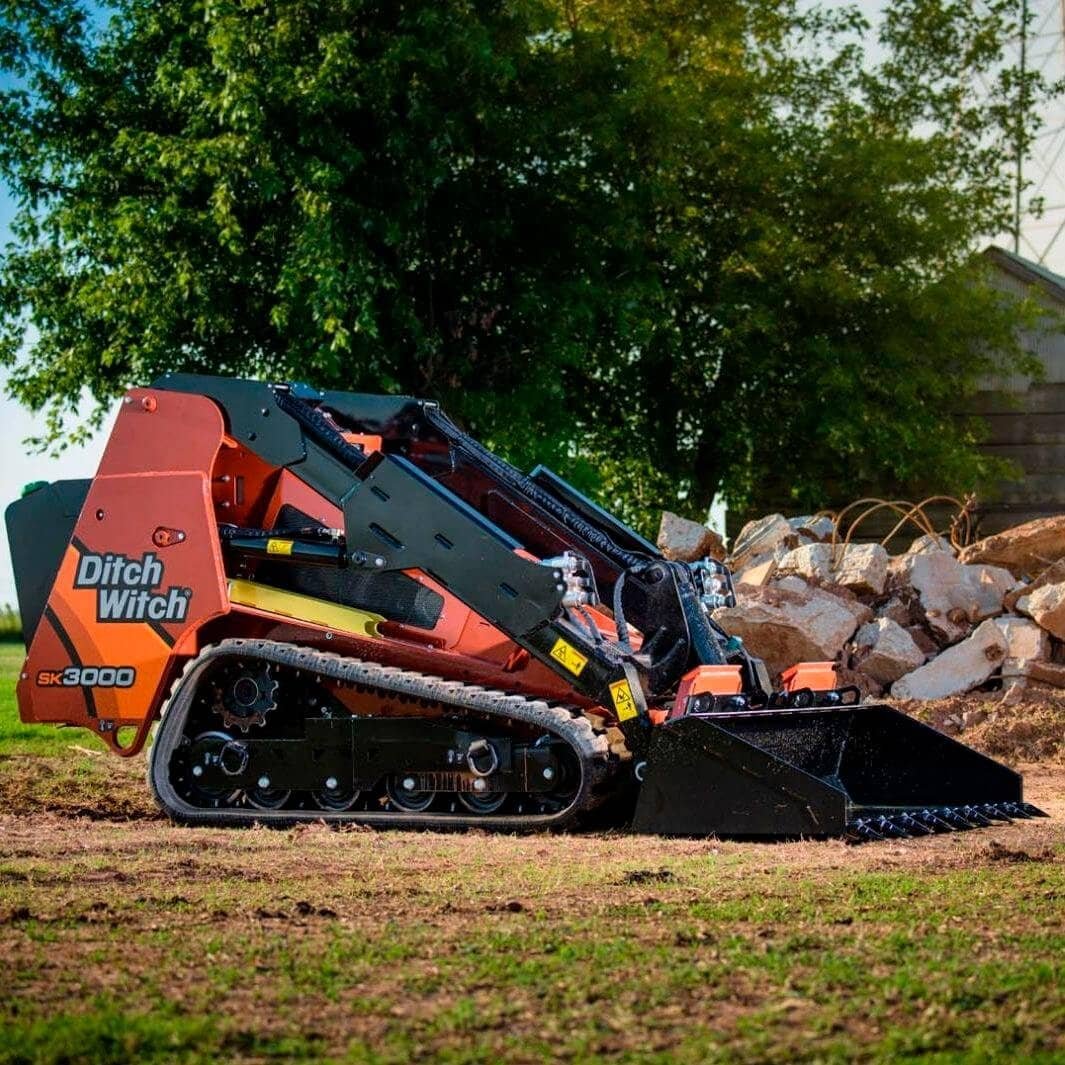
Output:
[0, 0, 1056, 530]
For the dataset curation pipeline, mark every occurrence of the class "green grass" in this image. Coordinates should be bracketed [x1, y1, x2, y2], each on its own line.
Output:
[0, 641, 91, 756]
[0, 832, 1061, 1064]
[0, 604, 22, 641]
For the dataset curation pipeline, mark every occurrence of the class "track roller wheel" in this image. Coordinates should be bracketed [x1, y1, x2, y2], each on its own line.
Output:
[246, 783, 291, 810]
[386, 775, 435, 812]
[312, 783, 360, 811]
[457, 790, 507, 814]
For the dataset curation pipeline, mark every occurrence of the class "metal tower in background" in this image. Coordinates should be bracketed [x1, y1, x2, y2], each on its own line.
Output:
[1002, 0, 1065, 270]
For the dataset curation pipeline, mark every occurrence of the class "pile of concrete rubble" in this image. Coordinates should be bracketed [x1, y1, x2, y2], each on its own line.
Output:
[657, 509, 1065, 708]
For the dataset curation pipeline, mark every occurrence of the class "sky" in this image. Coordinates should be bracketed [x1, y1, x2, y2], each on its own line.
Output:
[0, 150, 126, 605]
[0, 194, 116, 607]
[0, 0, 1061, 607]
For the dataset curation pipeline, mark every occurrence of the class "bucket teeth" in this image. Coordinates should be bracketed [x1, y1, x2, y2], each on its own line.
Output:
[739, 797, 1038, 843]
[917, 809, 955, 833]
[873, 816, 911, 839]
[849, 798, 1042, 843]
[961, 805, 994, 827]
[980, 803, 1014, 823]
[936, 807, 978, 830]
[849, 819, 887, 842]
[895, 812, 933, 836]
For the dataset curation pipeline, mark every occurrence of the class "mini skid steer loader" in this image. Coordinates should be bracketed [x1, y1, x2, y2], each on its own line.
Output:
[6, 376, 1045, 839]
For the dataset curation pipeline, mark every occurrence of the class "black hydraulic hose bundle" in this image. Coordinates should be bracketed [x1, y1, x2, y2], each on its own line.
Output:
[274, 389, 370, 470]
[612, 571, 635, 656]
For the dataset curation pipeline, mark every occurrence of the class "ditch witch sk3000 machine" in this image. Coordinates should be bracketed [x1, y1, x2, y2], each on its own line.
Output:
[7, 376, 1045, 840]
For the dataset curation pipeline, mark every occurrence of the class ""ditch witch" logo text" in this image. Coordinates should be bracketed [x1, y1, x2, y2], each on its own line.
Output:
[75, 552, 191, 623]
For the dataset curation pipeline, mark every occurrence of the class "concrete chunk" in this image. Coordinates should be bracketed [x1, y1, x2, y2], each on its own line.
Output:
[908, 534, 954, 556]
[816, 584, 874, 627]
[899, 554, 1015, 644]
[712, 580, 859, 681]
[888, 535, 952, 582]
[776, 542, 888, 597]
[734, 553, 777, 587]
[992, 616, 1050, 662]
[1016, 580, 1065, 640]
[833, 543, 889, 597]
[775, 543, 833, 583]
[1004, 557, 1065, 613]
[890, 619, 1008, 700]
[778, 576, 873, 621]
[964, 564, 1019, 621]
[657, 511, 725, 562]
[788, 515, 835, 542]
[958, 514, 1065, 578]
[853, 618, 926, 687]
[729, 514, 796, 571]
[902, 552, 972, 644]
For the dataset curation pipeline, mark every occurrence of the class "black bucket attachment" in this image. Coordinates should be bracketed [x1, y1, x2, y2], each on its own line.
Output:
[631, 704, 1047, 841]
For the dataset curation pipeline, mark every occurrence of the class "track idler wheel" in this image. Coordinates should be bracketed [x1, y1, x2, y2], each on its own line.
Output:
[177, 731, 243, 808]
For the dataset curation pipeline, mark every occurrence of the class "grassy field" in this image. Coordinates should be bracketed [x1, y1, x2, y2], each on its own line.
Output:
[0, 642, 69, 756]
[0, 643, 1062, 1064]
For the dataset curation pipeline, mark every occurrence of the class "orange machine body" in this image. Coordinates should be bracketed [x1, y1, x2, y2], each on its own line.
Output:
[17, 387, 583, 753]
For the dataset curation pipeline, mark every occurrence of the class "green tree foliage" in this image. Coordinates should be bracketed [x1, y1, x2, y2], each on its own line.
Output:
[0, 0, 1057, 529]
[0, 603, 21, 640]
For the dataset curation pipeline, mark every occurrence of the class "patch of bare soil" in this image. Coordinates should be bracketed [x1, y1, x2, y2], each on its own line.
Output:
[0, 752, 159, 820]
[0, 766, 1059, 884]
[889, 691, 1065, 763]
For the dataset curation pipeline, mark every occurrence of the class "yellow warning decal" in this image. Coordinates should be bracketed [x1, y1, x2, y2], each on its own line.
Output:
[266, 539, 295, 556]
[549, 637, 588, 676]
[609, 678, 639, 721]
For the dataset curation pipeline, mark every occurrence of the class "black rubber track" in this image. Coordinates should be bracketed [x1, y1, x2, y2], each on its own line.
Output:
[148, 639, 613, 829]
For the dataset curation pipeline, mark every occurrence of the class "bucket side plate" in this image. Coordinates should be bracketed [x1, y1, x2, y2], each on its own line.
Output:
[631, 714, 850, 838]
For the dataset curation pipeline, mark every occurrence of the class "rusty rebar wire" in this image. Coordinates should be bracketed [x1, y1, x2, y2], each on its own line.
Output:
[814, 494, 978, 571]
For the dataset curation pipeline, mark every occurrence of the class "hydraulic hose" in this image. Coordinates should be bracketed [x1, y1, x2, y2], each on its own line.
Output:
[274, 389, 369, 470]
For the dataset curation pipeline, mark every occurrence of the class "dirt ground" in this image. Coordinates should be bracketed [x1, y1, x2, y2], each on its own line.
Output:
[892, 688, 1065, 764]
[0, 756, 1061, 1064]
